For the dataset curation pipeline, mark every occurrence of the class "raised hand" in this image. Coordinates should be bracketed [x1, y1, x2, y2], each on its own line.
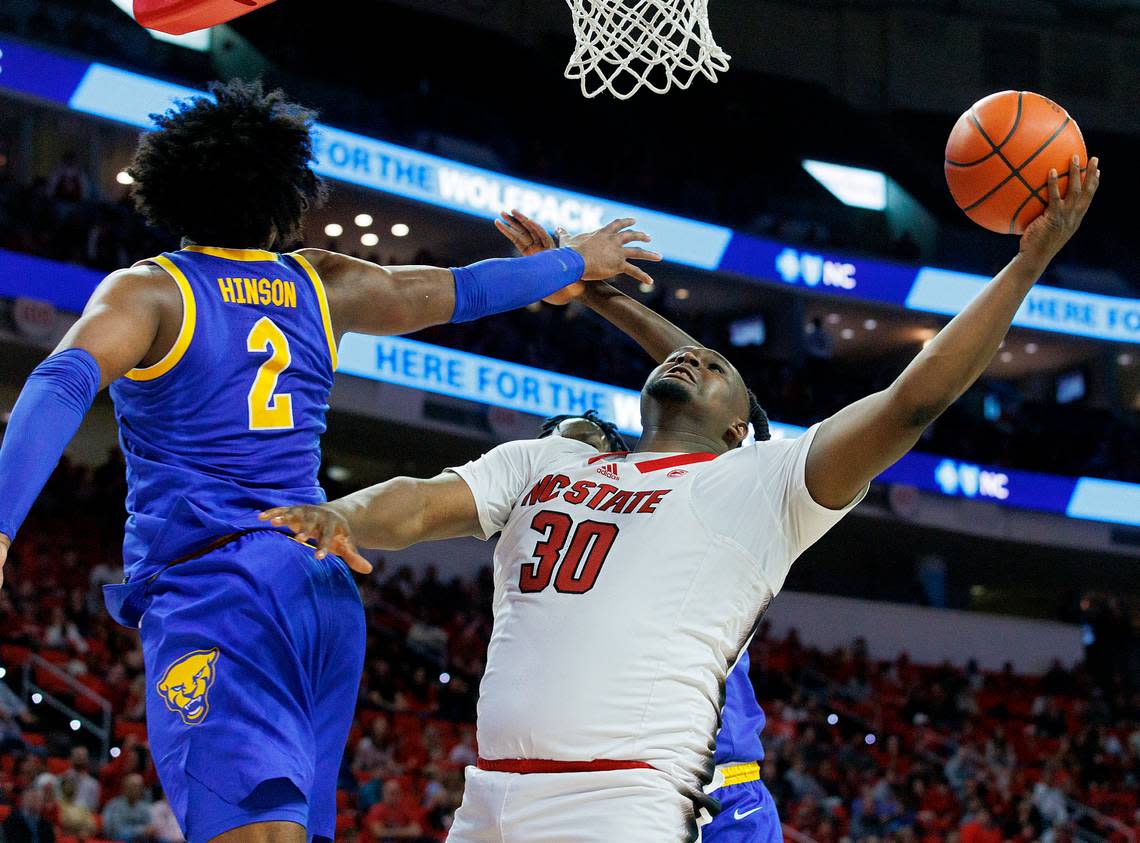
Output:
[494, 210, 555, 257]
[494, 211, 579, 304]
[563, 217, 662, 286]
[259, 505, 373, 574]
[1020, 155, 1100, 266]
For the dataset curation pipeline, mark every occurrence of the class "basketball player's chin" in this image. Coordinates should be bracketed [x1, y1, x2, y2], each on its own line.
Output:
[646, 376, 694, 404]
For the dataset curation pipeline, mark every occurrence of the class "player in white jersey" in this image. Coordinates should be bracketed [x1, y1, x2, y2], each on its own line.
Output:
[265, 160, 1099, 842]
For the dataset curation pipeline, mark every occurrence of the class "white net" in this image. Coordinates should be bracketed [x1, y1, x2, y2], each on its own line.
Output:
[564, 0, 730, 99]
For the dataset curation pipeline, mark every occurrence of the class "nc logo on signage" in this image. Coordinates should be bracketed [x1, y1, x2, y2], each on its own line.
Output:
[774, 249, 857, 290]
[935, 459, 1010, 501]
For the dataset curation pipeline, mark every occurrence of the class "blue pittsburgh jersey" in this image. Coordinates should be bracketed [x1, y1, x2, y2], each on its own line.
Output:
[108, 246, 338, 580]
[715, 649, 766, 765]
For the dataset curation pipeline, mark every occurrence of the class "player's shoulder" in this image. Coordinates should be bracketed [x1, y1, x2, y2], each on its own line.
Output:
[710, 428, 809, 469]
[498, 435, 596, 465]
[89, 262, 180, 310]
[290, 247, 358, 283]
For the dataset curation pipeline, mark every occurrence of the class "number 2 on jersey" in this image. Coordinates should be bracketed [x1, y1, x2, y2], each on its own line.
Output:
[522, 511, 619, 594]
[246, 316, 294, 431]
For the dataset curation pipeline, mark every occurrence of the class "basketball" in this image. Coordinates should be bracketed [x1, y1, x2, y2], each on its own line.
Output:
[945, 91, 1087, 235]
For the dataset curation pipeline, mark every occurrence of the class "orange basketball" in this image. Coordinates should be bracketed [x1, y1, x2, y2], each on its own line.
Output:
[945, 91, 1086, 235]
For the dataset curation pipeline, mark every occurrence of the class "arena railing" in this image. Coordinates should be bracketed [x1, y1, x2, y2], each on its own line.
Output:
[22, 654, 113, 760]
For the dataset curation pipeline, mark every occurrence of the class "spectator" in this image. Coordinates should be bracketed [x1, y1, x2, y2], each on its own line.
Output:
[67, 745, 103, 811]
[43, 605, 89, 653]
[102, 773, 153, 842]
[148, 791, 185, 843]
[447, 727, 477, 768]
[960, 807, 1003, 843]
[354, 716, 397, 777]
[58, 773, 99, 838]
[365, 779, 423, 842]
[3, 788, 57, 843]
[46, 151, 90, 204]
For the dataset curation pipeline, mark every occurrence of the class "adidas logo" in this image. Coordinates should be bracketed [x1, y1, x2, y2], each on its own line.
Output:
[596, 463, 620, 481]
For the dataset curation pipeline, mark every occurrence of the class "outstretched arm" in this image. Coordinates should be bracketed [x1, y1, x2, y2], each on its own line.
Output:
[0, 265, 170, 580]
[304, 216, 661, 338]
[495, 210, 695, 361]
[261, 473, 481, 572]
[805, 155, 1101, 509]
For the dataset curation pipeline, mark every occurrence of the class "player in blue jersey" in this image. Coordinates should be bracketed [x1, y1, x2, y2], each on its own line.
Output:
[499, 214, 782, 841]
[0, 82, 660, 843]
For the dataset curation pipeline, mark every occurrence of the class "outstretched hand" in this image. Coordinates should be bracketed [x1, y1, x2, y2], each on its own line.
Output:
[495, 211, 556, 257]
[495, 210, 661, 304]
[259, 506, 373, 574]
[495, 211, 583, 304]
[1020, 155, 1100, 266]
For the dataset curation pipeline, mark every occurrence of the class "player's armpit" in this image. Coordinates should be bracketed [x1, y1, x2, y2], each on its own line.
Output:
[805, 388, 920, 511]
[53, 265, 168, 389]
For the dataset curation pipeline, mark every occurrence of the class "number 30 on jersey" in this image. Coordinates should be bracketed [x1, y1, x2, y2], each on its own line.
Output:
[523, 511, 619, 594]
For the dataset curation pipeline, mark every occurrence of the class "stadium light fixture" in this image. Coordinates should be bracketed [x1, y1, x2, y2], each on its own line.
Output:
[116, 170, 134, 185]
[324, 223, 343, 238]
[361, 233, 379, 247]
[354, 214, 373, 228]
[391, 223, 410, 237]
[802, 159, 887, 211]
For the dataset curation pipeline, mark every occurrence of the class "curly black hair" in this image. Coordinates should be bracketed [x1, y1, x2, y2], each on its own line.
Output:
[129, 79, 326, 249]
[539, 410, 629, 452]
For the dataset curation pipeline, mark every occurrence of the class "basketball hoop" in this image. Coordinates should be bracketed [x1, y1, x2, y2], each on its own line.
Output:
[564, 0, 730, 100]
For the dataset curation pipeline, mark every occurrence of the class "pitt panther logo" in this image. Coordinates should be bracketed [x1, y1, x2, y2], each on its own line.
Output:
[157, 648, 219, 725]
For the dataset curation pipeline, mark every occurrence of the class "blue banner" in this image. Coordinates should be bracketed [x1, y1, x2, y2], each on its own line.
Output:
[2, 36, 1140, 345]
[0, 249, 1135, 527]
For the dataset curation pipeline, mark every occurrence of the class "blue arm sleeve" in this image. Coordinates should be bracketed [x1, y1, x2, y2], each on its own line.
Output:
[0, 348, 101, 540]
[450, 247, 586, 323]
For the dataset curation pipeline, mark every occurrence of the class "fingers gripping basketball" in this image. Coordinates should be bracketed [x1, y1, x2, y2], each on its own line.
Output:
[945, 91, 1087, 235]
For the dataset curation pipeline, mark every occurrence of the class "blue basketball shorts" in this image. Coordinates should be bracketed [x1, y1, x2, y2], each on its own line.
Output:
[700, 772, 782, 843]
[136, 530, 365, 843]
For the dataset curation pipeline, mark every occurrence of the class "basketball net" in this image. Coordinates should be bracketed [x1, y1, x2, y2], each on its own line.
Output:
[564, 0, 730, 99]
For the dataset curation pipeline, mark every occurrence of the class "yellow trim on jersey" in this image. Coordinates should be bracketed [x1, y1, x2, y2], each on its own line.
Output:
[289, 252, 338, 372]
[182, 245, 278, 262]
[124, 255, 197, 382]
[718, 762, 761, 787]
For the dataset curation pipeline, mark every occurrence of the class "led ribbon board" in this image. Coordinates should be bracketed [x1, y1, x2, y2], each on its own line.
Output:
[1, 37, 1139, 344]
[1, 249, 1135, 528]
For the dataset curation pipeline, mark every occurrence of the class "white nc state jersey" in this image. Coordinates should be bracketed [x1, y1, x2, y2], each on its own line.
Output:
[448, 424, 865, 794]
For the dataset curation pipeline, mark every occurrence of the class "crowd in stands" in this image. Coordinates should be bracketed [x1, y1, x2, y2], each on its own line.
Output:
[0, 461, 1138, 842]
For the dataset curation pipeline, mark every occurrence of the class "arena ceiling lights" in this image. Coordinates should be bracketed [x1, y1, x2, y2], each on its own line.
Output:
[802, 160, 888, 211]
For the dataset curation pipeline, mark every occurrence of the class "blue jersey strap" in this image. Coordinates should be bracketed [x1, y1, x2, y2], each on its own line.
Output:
[0, 348, 101, 540]
[450, 247, 586, 323]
